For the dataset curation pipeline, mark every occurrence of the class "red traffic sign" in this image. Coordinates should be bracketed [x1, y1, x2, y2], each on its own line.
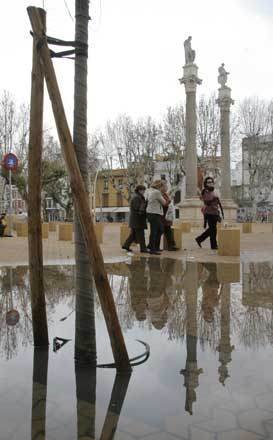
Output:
[3, 153, 18, 171]
[6, 309, 20, 326]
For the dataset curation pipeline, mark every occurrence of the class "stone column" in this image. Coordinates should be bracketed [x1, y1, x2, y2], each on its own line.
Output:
[217, 69, 237, 221]
[178, 64, 202, 224]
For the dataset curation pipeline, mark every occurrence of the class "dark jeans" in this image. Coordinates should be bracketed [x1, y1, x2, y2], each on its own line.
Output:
[0, 224, 5, 237]
[147, 213, 164, 251]
[196, 214, 218, 249]
[123, 228, 146, 251]
[164, 225, 176, 249]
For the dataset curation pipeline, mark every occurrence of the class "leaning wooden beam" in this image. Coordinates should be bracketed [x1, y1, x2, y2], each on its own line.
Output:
[27, 6, 131, 371]
[27, 7, 49, 347]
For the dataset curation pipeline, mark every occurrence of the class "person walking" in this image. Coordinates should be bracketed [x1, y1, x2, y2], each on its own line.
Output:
[146, 180, 169, 255]
[122, 185, 148, 253]
[161, 182, 178, 251]
[195, 177, 224, 250]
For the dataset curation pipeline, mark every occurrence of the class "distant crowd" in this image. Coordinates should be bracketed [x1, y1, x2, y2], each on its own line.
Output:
[122, 176, 224, 254]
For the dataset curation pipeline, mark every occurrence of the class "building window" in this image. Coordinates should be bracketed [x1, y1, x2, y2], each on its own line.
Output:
[117, 193, 123, 207]
[103, 178, 109, 191]
[102, 193, 109, 207]
[161, 174, 166, 180]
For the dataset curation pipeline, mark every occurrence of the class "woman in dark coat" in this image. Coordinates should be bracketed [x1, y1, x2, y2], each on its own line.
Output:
[122, 185, 148, 252]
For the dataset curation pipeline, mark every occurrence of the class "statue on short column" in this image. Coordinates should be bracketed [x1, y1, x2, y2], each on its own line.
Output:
[218, 63, 229, 87]
[184, 36, 195, 64]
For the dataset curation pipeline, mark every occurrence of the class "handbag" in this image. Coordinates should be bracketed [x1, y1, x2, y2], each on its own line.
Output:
[165, 203, 175, 222]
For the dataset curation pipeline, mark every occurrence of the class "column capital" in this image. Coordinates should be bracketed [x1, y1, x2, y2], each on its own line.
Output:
[216, 86, 234, 110]
[179, 63, 202, 93]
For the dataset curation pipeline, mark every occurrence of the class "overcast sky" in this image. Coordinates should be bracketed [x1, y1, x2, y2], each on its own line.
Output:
[0, 0, 273, 133]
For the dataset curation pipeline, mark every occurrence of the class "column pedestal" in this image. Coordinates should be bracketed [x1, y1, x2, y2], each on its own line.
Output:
[178, 197, 203, 225]
[221, 199, 238, 222]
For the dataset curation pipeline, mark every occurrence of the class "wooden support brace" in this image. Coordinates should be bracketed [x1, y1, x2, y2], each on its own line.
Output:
[27, 7, 131, 371]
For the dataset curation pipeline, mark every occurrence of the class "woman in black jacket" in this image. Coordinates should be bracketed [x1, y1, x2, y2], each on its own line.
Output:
[122, 185, 148, 252]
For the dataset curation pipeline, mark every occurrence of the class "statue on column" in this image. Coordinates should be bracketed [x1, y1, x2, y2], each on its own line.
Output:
[184, 36, 196, 64]
[218, 63, 229, 87]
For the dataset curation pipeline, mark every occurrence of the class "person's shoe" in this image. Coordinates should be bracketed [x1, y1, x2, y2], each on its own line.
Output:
[147, 244, 151, 250]
[168, 246, 179, 251]
[122, 246, 133, 252]
[140, 248, 149, 253]
[195, 238, 202, 248]
[211, 246, 218, 250]
[149, 250, 161, 255]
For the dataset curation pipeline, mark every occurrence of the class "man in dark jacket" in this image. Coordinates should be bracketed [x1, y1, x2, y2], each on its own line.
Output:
[122, 185, 148, 252]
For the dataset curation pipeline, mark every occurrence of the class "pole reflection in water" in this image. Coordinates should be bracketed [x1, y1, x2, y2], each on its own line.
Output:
[217, 284, 235, 386]
[75, 365, 96, 440]
[180, 262, 203, 415]
[31, 347, 49, 440]
[75, 364, 131, 440]
[100, 373, 131, 440]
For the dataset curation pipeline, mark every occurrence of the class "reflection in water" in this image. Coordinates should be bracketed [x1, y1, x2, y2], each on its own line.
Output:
[31, 348, 49, 440]
[100, 373, 131, 440]
[3, 260, 273, 436]
[75, 365, 96, 439]
[180, 263, 203, 415]
[75, 366, 131, 439]
[217, 285, 234, 386]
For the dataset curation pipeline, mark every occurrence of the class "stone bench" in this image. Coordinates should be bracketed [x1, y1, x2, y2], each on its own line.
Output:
[16, 223, 28, 237]
[49, 222, 57, 232]
[42, 223, 49, 239]
[58, 223, 73, 241]
[218, 228, 240, 256]
[178, 222, 191, 233]
[242, 223, 252, 233]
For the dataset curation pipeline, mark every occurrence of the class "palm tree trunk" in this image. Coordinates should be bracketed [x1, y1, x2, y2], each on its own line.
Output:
[74, 0, 96, 365]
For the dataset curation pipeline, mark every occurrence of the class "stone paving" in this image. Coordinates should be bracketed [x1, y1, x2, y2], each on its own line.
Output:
[0, 222, 273, 266]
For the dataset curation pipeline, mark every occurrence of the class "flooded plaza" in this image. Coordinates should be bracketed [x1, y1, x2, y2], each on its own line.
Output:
[1, 258, 273, 439]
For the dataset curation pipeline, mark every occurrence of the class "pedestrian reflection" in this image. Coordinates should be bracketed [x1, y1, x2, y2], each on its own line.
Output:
[128, 258, 148, 322]
[147, 258, 172, 330]
[31, 347, 49, 440]
[201, 263, 221, 323]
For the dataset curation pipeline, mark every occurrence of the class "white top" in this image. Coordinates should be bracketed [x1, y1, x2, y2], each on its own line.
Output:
[146, 188, 165, 215]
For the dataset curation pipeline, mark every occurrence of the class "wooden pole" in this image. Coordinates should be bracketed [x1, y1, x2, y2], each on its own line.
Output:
[27, 7, 49, 347]
[27, 6, 131, 371]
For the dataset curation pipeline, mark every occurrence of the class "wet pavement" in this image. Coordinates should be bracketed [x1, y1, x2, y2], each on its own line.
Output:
[1, 258, 273, 439]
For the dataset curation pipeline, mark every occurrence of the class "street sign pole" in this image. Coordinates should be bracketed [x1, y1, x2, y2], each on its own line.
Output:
[2, 153, 18, 237]
[8, 168, 12, 236]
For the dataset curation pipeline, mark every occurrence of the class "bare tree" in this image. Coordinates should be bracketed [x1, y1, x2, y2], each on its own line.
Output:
[0, 90, 18, 154]
[98, 114, 161, 199]
[162, 105, 186, 188]
[240, 97, 273, 216]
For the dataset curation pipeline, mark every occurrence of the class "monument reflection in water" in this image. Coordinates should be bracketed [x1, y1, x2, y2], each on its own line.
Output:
[1, 259, 273, 439]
